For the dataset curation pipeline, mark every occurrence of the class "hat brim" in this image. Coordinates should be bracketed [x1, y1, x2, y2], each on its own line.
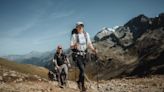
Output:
[76, 24, 84, 27]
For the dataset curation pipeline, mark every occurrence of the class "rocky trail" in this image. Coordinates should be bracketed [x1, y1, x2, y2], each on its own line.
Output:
[0, 64, 164, 92]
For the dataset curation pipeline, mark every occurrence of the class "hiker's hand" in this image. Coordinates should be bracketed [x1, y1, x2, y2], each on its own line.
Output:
[74, 43, 79, 49]
[55, 67, 58, 70]
[56, 65, 60, 69]
[92, 48, 97, 54]
[68, 64, 71, 68]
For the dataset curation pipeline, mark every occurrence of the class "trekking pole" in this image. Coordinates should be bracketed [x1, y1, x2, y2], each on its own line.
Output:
[75, 66, 77, 81]
[97, 61, 99, 90]
[74, 57, 77, 82]
[95, 53, 99, 90]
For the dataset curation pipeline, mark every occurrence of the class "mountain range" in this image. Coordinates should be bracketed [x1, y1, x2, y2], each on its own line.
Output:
[2, 13, 164, 80]
[88, 12, 164, 79]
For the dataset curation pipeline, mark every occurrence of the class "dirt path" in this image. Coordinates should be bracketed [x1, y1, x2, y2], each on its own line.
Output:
[0, 75, 164, 92]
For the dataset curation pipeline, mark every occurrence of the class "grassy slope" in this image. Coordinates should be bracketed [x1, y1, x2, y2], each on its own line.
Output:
[0, 58, 49, 79]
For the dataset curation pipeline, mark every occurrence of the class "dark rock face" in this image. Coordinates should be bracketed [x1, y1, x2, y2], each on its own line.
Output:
[124, 14, 151, 39]
[129, 29, 164, 76]
[124, 13, 164, 39]
[150, 13, 164, 30]
[115, 26, 134, 48]
[88, 13, 164, 80]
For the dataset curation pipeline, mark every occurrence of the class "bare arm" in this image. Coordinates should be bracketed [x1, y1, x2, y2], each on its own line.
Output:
[52, 58, 58, 67]
[66, 58, 70, 64]
[66, 58, 71, 67]
[86, 32, 96, 53]
[88, 43, 96, 53]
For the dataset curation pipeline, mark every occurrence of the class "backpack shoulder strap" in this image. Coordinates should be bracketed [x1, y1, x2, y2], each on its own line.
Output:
[83, 31, 88, 44]
[75, 31, 88, 45]
[75, 34, 80, 43]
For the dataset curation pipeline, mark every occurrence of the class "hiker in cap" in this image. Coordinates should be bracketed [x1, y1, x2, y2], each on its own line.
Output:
[70, 21, 97, 91]
[52, 45, 71, 88]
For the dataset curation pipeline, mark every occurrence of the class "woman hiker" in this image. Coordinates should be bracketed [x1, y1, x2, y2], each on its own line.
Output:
[70, 21, 97, 91]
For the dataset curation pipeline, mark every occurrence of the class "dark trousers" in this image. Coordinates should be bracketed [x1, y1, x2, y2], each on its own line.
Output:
[76, 55, 86, 86]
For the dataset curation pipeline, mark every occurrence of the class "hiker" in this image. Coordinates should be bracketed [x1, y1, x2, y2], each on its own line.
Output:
[70, 21, 97, 91]
[52, 45, 71, 88]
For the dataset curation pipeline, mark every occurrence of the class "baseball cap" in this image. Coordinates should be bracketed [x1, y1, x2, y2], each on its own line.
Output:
[57, 45, 62, 49]
[76, 21, 84, 27]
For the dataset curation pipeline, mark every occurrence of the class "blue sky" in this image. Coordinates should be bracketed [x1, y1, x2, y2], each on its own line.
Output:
[0, 0, 163, 56]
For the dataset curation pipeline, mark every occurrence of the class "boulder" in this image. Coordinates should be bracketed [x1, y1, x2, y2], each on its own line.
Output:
[94, 27, 113, 41]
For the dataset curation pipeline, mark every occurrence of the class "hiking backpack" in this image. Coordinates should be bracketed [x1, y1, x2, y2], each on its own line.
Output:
[71, 28, 88, 47]
[71, 28, 91, 62]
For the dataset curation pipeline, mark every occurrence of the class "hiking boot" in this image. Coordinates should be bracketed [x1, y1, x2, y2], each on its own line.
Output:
[77, 81, 82, 90]
[62, 81, 68, 88]
[58, 82, 65, 89]
[82, 85, 86, 91]
[59, 85, 65, 89]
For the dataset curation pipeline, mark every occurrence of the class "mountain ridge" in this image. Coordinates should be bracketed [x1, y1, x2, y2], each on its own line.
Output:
[2, 13, 164, 80]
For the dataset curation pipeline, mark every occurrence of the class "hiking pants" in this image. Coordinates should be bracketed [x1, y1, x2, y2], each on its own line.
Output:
[76, 55, 86, 86]
[57, 64, 68, 85]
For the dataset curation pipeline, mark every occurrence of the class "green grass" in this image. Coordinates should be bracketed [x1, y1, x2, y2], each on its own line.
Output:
[0, 58, 49, 79]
